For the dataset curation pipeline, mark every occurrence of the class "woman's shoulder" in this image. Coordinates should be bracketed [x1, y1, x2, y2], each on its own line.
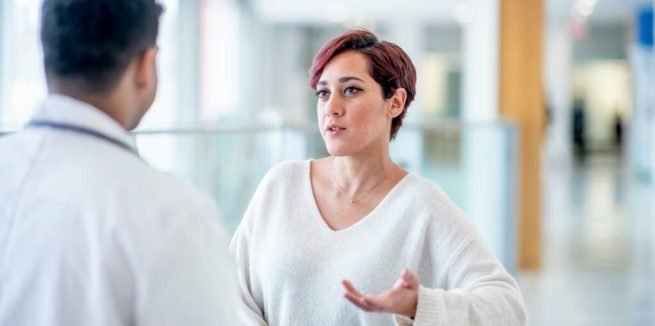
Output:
[257, 159, 309, 188]
[401, 173, 470, 226]
[237, 160, 309, 227]
[396, 174, 481, 250]
[402, 173, 452, 205]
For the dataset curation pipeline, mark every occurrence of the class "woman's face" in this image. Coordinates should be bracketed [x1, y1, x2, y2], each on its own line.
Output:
[316, 51, 399, 157]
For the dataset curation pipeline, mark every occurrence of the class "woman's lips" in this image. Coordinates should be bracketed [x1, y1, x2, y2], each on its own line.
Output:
[326, 124, 346, 136]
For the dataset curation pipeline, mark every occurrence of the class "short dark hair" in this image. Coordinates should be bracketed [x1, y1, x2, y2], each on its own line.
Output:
[40, 0, 163, 93]
[309, 30, 416, 140]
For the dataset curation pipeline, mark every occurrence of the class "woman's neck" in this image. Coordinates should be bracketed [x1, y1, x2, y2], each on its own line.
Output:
[332, 151, 393, 195]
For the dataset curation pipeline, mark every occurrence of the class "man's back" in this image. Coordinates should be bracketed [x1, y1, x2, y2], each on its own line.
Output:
[0, 95, 236, 325]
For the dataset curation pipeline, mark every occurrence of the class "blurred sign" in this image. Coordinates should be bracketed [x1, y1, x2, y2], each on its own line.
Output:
[636, 6, 653, 48]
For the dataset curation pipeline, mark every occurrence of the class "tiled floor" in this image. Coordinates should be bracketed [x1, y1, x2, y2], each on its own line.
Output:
[518, 153, 655, 325]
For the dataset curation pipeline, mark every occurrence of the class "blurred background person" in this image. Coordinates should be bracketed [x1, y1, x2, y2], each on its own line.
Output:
[572, 96, 588, 160]
[0, 0, 236, 325]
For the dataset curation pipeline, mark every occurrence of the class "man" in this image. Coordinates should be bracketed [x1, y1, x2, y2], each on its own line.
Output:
[0, 0, 237, 325]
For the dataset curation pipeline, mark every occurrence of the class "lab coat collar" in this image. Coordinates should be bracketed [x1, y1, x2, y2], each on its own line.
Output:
[30, 94, 137, 152]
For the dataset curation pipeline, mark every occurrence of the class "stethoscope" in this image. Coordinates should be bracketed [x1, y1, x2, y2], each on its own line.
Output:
[27, 120, 137, 155]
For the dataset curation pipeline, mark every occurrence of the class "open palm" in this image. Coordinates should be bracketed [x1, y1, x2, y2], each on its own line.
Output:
[342, 268, 420, 318]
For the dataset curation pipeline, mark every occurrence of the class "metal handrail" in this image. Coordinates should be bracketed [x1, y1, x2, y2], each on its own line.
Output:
[0, 119, 516, 137]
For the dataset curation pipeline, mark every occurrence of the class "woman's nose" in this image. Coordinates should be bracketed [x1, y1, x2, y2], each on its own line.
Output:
[325, 95, 344, 117]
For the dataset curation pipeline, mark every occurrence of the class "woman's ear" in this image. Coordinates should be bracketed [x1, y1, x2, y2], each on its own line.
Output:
[388, 88, 407, 118]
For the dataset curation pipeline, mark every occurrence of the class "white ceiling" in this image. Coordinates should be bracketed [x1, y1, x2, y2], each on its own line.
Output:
[250, 0, 651, 25]
[251, 0, 459, 24]
[548, 0, 649, 23]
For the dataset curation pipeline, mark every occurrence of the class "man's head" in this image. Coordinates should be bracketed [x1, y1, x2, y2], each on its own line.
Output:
[41, 0, 163, 129]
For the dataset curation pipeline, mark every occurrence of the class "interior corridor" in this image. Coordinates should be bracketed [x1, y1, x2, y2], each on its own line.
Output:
[519, 153, 655, 325]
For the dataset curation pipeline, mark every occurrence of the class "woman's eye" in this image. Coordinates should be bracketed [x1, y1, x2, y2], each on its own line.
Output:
[344, 87, 361, 95]
[316, 90, 328, 98]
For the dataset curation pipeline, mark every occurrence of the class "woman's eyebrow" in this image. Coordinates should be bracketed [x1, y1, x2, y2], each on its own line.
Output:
[317, 76, 365, 86]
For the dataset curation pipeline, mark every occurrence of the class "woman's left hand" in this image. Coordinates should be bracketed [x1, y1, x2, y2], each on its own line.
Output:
[342, 268, 420, 318]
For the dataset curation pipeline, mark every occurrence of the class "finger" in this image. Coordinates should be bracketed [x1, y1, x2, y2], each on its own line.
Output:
[344, 293, 369, 310]
[393, 278, 409, 289]
[393, 279, 412, 291]
[344, 293, 376, 312]
[342, 280, 365, 298]
[345, 289, 388, 312]
[401, 268, 420, 289]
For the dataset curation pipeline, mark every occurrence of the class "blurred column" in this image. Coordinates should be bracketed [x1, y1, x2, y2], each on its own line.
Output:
[499, 0, 545, 269]
[545, 14, 573, 166]
[459, 0, 517, 271]
[259, 26, 310, 162]
[645, 6, 655, 180]
[0, 0, 5, 127]
[177, 0, 201, 126]
[643, 5, 655, 179]
[260, 26, 310, 124]
[176, 0, 204, 187]
[200, 0, 241, 121]
[199, 0, 266, 228]
[0, 1, 45, 129]
[629, 6, 654, 180]
[386, 21, 425, 174]
[462, 0, 499, 122]
[236, 0, 260, 120]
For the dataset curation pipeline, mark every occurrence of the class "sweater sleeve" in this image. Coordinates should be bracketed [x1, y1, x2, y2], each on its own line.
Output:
[229, 161, 304, 325]
[401, 234, 528, 326]
[229, 221, 268, 325]
[229, 179, 270, 326]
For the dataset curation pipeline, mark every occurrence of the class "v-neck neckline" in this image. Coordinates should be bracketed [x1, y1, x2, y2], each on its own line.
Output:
[305, 159, 411, 234]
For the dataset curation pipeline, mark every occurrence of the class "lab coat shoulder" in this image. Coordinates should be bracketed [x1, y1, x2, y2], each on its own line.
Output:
[91, 148, 238, 325]
[103, 152, 228, 245]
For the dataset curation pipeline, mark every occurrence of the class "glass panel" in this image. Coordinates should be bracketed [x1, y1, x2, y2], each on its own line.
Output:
[131, 121, 518, 272]
[0, 0, 188, 130]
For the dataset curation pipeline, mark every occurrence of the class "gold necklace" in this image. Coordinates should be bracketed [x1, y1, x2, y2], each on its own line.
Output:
[331, 158, 390, 204]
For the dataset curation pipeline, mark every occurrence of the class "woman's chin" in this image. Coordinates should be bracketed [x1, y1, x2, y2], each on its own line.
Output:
[325, 146, 352, 157]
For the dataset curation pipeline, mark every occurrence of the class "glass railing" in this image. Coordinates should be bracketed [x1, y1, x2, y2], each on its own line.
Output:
[1, 121, 519, 273]
[129, 121, 519, 272]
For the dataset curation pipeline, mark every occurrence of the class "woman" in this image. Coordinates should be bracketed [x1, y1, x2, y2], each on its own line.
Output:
[230, 29, 527, 325]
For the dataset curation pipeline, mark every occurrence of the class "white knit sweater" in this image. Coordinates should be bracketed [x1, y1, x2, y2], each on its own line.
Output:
[230, 160, 527, 325]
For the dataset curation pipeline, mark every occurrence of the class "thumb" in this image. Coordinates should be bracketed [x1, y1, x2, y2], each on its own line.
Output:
[401, 268, 420, 289]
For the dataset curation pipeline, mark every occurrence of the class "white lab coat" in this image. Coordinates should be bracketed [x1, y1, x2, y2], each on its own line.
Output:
[0, 95, 237, 325]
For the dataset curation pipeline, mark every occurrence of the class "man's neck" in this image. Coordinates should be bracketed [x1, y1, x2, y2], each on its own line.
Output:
[48, 87, 128, 130]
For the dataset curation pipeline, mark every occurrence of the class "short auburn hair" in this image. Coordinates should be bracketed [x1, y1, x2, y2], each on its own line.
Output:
[309, 29, 416, 140]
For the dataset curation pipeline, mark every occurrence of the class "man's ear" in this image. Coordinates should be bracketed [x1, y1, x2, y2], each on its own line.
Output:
[134, 47, 158, 89]
[388, 88, 407, 118]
